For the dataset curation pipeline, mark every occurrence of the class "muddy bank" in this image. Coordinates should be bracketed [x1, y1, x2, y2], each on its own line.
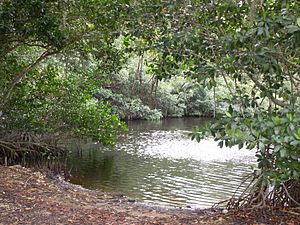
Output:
[0, 166, 299, 225]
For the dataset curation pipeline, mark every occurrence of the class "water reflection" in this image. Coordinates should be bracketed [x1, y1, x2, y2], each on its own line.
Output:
[67, 118, 256, 208]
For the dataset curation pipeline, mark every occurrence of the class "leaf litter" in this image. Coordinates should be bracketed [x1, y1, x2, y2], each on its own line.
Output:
[0, 166, 299, 225]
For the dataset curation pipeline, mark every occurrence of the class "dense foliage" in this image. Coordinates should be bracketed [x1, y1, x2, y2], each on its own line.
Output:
[95, 56, 214, 120]
[1, 0, 299, 208]
[0, 0, 128, 146]
[189, 1, 300, 208]
[118, 0, 300, 207]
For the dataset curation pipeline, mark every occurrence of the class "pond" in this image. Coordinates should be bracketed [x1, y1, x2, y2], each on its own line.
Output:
[66, 118, 257, 209]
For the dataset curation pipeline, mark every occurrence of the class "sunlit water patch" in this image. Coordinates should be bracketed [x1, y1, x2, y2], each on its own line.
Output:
[122, 130, 254, 162]
[66, 118, 257, 208]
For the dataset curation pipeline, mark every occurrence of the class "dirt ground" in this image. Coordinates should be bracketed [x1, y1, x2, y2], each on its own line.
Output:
[0, 166, 299, 225]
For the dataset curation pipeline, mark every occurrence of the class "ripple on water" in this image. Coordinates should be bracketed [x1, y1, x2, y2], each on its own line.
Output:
[67, 118, 257, 208]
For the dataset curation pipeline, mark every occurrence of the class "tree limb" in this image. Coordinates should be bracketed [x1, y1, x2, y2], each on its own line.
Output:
[2, 49, 59, 104]
[247, 73, 286, 107]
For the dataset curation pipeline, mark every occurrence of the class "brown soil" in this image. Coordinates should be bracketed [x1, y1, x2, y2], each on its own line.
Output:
[0, 166, 299, 225]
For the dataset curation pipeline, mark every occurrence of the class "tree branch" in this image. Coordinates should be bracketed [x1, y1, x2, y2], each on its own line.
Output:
[2, 49, 59, 104]
[220, 71, 234, 96]
[247, 73, 286, 107]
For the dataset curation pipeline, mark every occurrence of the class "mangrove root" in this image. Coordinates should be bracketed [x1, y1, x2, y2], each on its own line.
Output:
[214, 171, 300, 210]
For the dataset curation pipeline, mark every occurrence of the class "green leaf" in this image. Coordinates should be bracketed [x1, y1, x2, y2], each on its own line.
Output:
[225, 111, 232, 118]
[286, 113, 293, 121]
[272, 116, 281, 125]
[274, 145, 281, 152]
[86, 23, 95, 30]
[287, 25, 300, 34]
[280, 149, 287, 158]
[294, 128, 300, 140]
[257, 27, 264, 36]
[297, 17, 300, 26]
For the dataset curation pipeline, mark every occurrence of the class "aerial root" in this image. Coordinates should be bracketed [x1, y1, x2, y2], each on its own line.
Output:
[213, 172, 300, 210]
[0, 132, 64, 165]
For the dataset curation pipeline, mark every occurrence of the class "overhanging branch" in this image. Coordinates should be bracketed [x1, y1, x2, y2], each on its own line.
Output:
[2, 49, 59, 104]
[248, 73, 286, 107]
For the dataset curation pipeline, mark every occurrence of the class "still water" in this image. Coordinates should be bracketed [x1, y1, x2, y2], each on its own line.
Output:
[67, 118, 256, 209]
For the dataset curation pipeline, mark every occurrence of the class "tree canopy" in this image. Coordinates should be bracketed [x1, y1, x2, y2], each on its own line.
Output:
[0, 0, 299, 208]
[0, 0, 130, 145]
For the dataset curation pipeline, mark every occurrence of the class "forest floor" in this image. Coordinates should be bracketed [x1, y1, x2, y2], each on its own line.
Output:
[0, 166, 299, 225]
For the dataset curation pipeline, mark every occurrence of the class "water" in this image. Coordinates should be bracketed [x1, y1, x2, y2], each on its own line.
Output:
[66, 118, 257, 208]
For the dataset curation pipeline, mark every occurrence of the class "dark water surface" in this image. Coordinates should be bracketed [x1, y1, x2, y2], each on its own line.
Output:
[66, 118, 256, 208]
